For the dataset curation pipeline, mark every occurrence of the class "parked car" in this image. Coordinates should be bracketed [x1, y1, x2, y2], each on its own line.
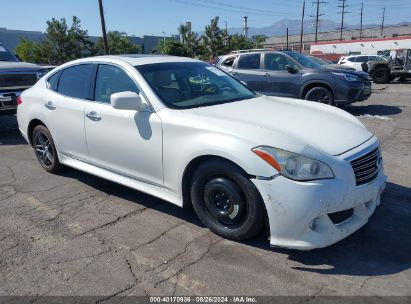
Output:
[17, 55, 387, 250]
[367, 49, 411, 83]
[308, 55, 356, 71]
[0, 43, 47, 115]
[216, 51, 371, 106]
[338, 55, 387, 71]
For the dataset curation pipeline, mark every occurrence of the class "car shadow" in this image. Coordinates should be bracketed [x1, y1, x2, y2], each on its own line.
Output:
[57, 168, 206, 228]
[344, 104, 403, 116]
[59, 167, 411, 277]
[242, 182, 411, 277]
[0, 115, 27, 145]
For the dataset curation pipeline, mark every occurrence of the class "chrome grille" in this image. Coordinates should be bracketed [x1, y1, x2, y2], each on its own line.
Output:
[350, 147, 381, 186]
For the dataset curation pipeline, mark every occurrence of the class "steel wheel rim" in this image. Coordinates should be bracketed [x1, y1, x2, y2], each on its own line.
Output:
[308, 89, 331, 104]
[203, 177, 247, 227]
[375, 71, 386, 82]
[34, 131, 55, 168]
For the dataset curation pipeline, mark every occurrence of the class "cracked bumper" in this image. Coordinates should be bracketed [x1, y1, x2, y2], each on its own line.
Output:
[252, 143, 387, 250]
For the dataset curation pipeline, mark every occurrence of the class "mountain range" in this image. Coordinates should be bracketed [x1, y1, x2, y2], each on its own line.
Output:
[227, 19, 411, 37]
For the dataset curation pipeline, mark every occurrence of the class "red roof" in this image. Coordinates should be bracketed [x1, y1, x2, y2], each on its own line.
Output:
[311, 35, 411, 46]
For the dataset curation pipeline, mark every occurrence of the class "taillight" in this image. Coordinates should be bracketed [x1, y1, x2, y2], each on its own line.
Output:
[17, 96, 23, 105]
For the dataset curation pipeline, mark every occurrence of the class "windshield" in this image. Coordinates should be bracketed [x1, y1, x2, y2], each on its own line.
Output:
[286, 52, 322, 69]
[0, 45, 18, 62]
[136, 62, 256, 109]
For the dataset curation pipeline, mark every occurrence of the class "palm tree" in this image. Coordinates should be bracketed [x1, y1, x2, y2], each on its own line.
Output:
[178, 24, 189, 45]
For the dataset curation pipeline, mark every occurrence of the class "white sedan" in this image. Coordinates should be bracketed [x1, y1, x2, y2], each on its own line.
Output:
[17, 55, 387, 250]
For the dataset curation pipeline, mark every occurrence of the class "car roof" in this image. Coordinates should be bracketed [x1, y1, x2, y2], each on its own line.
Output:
[79, 54, 202, 66]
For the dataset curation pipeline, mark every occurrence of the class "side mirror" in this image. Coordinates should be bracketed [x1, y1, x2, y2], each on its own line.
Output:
[285, 65, 298, 73]
[110, 91, 143, 111]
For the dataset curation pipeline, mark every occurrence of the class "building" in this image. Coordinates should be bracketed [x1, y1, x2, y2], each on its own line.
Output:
[263, 24, 411, 54]
[0, 27, 177, 54]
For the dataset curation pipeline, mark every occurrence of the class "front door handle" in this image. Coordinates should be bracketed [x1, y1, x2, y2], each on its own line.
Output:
[230, 72, 240, 76]
[44, 101, 56, 110]
[264, 73, 271, 76]
[86, 111, 102, 121]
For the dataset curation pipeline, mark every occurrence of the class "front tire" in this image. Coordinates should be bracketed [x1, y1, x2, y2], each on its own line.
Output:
[190, 160, 265, 241]
[32, 125, 62, 173]
[304, 86, 334, 105]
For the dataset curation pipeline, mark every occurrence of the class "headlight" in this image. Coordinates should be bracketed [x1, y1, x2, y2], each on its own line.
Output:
[252, 146, 334, 181]
[332, 72, 359, 82]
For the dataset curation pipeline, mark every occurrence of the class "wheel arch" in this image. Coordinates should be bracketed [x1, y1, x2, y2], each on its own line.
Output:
[180, 154, 270, 236]
[300, 81, 334, 100]
[27, 118, 47, 146]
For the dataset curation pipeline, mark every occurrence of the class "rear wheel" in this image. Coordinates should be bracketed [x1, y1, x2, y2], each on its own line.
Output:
[32, 125, 62, 173]
[304, 86, 334, 105]
[190, 160, 265, 241]
[372, 68, 391, 84]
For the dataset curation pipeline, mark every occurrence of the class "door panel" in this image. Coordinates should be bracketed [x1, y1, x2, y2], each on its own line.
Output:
[42, 64, 94, 161]
[231, 53, 265, 92]
[262, 53, 302, 97]
[84, 103, 163, 186]
[85, 64, 163, 186]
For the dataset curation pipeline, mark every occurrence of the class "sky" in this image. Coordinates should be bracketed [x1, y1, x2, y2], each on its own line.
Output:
[0, 0, 410, 37]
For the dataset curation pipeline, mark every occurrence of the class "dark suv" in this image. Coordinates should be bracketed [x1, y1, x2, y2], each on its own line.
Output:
[216, 50, 371, 106]
[0, 44, 47, 115]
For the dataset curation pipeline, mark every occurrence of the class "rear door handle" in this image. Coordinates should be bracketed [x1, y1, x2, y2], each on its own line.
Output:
[44, 101, 56, 110]
[230, 72, 240, 76]
[86, 111, 102, 121]
[264, 73, 271, 76]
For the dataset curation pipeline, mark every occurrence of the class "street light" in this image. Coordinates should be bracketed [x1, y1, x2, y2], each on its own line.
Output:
[162, 31, 166, 54]
[98, 0, 110, 54]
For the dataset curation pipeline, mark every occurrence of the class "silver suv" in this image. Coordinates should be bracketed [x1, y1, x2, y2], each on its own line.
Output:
[216, 51, 371, 106]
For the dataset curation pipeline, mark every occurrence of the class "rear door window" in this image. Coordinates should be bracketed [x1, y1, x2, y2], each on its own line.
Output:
[355, 56, 369, 63]
[57, 64, 94, 99]
[237, 53, 261, 69]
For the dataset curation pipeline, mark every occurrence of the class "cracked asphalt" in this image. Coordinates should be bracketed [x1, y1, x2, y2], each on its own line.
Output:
[0, 82, 410, 300]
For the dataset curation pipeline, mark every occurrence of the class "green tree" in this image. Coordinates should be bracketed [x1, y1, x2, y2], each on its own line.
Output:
[96, 31, 140, 55]
[67, 16, 95, 59]
[157, 39, 187, 56]
[15, 38, 43, 63]
[15, 16, 95, 64]
[201, 17, 225, 59]
[253, 35, 267, 48]
[228, 34, 254, 51]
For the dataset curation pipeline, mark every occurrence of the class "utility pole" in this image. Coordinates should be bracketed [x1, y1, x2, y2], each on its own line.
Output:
[243, 16, 249, 39]
[98, 0, 109, 54]
[338, 0, 349, 41]
[360, 3, 363, 40]
[299, 0, 306, 53]
[381, 8, 386, 36]
[286, 27, 289, 50]
[312, 0, 326, 43]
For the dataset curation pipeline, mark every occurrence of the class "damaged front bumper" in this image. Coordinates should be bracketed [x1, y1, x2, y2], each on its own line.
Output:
[252, 138, 387, 250]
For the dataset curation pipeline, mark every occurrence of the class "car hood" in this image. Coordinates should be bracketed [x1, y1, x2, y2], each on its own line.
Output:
[181, 95, 372, 156]
[0, 61, 44, 72]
